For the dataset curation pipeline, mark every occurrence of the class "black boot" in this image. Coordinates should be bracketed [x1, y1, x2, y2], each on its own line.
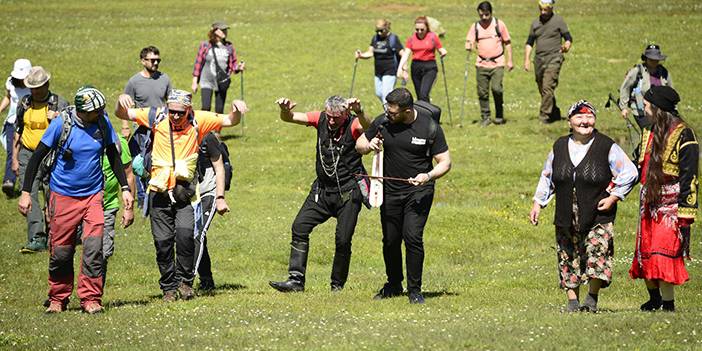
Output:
[640, 288, 662, 311]
[269, 241, 308, 292]
[330, 246, 351, 291]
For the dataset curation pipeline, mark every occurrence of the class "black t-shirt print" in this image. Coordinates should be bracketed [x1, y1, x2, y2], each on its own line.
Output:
[371, 34, 403, 77]
[364, 108, 448, 193]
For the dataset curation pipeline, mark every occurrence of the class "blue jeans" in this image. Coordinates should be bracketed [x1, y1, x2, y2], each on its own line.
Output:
[2, 122, 16, 185]
[374, 75, 396, 104]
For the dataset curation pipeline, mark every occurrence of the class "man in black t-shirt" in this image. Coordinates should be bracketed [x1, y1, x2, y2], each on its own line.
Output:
[356, 88, 451, 304]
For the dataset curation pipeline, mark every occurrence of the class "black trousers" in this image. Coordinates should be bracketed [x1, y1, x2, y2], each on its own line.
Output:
[411, 60, 438, 102]
[291, 184, 362, 287]
[149, 192, 196, 292]
[380, 188, 434, 293]
[201, 80, 230, 114]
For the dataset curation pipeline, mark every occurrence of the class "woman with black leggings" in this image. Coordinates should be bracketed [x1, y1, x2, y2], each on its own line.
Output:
[397, 16, 447, 103]
[192, 21, 245, 113]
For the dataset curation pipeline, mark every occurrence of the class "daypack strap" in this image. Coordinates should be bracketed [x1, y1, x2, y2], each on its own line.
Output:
[475, 18, 504, 62]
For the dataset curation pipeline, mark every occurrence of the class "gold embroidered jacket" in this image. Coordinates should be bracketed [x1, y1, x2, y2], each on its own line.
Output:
[639, 123, 699, 220]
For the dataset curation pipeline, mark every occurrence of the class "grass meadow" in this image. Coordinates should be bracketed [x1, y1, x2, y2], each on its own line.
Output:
[0, 0, 701, 349]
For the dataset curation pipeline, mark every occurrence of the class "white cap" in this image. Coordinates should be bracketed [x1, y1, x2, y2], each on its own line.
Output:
[10, 59, 32, 80]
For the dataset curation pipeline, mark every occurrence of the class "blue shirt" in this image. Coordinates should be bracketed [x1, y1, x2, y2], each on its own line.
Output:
[40, 112, 116, 197]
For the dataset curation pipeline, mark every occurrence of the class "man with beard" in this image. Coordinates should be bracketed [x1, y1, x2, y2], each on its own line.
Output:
[18, 86, 133, 314]
[13, 66, 68, 253]
[121, 46, 172, 209]
[269, 95, 369, 292]
[524, 0, 572, 123]
[355, 88, 451, 304]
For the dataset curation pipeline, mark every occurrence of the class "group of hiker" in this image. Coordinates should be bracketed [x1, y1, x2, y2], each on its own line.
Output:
[0, 0, 697, 315]
[1, 28, 246, 313]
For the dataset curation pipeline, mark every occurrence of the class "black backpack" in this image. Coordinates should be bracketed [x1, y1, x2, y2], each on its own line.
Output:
[197, 133, 234, 191]
[219, 138, 234, 191]
[414, 100, 442, 124]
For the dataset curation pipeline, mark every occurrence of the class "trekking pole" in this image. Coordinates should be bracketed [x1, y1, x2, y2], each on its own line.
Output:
[240, 63, 245, 137]
[349, 57, 359, 97]
[606, 93, 638, 151]
[439, 56, 453, 125]
[459, 52, 470, 127]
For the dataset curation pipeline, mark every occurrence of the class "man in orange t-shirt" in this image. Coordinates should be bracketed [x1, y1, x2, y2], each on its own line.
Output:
[465, 1, 513, 126]
[115, 89, 247, 302]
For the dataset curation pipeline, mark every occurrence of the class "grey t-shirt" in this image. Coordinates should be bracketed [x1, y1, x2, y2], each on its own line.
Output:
[200, 43, 230, 91]
[528, 14, 569, 58]
[124, 71, 171, 108]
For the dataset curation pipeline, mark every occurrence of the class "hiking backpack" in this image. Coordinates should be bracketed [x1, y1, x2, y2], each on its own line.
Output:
[39, 107, 111, 182]
[474, 18, 504, 62]
[197, 132, 234, 191]
[372, 33, 402, 69]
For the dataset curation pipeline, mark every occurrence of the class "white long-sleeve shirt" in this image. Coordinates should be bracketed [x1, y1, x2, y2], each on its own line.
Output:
[533, 137, 638, 206]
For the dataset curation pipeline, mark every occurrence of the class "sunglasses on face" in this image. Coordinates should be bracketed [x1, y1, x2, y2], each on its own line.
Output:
[144, 58, 161, 64]
[376, 28, 387, 34]
[169, 109, 186, 117]
[415, 28, 426, 32]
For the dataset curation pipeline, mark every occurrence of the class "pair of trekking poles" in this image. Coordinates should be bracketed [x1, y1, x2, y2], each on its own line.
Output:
[349, 55, 454, 126]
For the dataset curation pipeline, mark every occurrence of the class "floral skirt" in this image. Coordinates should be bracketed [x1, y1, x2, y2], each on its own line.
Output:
[555, 223, 614, 290]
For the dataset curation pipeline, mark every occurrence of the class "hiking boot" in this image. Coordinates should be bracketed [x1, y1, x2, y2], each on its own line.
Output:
[581, 295, 598, 313]
[162, 290, 177, 302]
[493, 117, 506, 125]
[82, 301, 103, 314]
[2, 180, 14, 197]
[479, 118, 492, 127]
[20, 236, 48, 254]
[373, 283, 403, 300]
[178, 283, 195, 300]
[408, 291, 425, 304]
[45, 301, 66, 314]
[269, 279, 305, 293]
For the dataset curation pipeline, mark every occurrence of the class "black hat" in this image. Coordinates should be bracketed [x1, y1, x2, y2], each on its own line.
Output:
[644, 86, 679, 113]
[641, 44, 666, 61]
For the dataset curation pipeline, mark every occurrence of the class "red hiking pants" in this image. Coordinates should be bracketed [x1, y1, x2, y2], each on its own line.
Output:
[47, 192, 105, 307]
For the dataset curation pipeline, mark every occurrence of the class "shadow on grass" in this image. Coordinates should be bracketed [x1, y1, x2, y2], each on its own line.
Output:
[106, 298, 154, 308]
[220, 134, 245, 142]
[422, 290, 459, 299]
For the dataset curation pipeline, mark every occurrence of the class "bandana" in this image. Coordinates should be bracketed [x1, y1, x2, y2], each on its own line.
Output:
[567, 100, 596, 118]
[75, 85, 106, 112]
[167, 89, 193, 107]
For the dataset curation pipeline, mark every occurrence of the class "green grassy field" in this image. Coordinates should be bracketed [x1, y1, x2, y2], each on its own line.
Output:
[0, 0, 701, 349]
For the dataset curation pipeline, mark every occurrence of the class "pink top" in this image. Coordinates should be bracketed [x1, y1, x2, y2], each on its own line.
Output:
[406, 32, 443, 62]
[466, 18, 511, 68]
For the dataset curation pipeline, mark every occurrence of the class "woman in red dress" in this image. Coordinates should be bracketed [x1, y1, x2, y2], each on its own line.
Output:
[630, 86, 698, 312]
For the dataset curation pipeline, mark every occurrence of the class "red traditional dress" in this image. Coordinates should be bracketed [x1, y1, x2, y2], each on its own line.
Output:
[630, 122, 699, 285]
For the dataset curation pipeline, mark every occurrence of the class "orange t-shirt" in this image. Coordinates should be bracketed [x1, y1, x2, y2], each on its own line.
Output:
[134, 108, 223, 191]
[466, 18, 511, 68]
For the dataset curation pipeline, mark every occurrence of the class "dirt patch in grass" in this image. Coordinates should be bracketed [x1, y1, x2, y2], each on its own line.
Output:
[366, 3, 427, 13]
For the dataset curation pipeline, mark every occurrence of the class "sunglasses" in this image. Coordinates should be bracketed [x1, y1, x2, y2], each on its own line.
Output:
[144, 58, 161, 64]
[376, 28, 387, 34]
[415, 28, 426, 32]
[169, 109, 186, 117]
